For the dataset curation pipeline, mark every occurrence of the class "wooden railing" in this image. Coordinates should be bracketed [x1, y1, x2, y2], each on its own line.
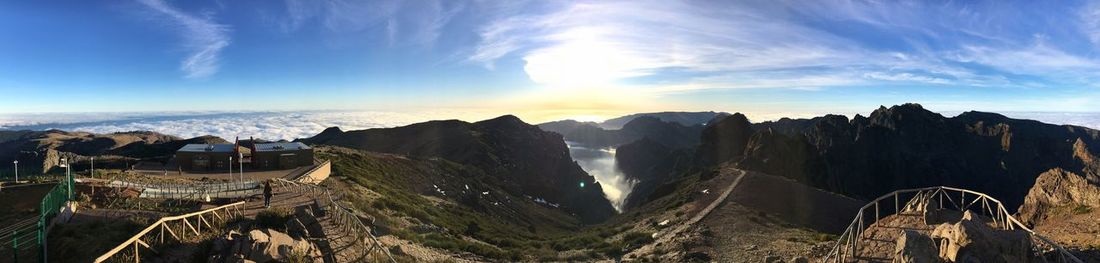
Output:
[273, 178, 396, 263]
[93, 201, 245, 263]
[825, 186, 1082, 263]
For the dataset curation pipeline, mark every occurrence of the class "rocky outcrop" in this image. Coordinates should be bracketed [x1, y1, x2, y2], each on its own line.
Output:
[695, 113, 754, 167]
[301, 115, 616, 223]
[1017, 168, 1100, 225]
[616, 138, 694, 209]
[929, 211, 1032, 262]
[894, 230, 940, 263]
[692, 103, 1100, 210]
[207, 229, 323, 263]
[1017, 138, 1100, 225]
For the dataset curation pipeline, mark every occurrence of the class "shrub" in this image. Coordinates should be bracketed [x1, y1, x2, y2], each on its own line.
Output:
[1073, 205, 1093, 214]
[255, 208, 292, 231]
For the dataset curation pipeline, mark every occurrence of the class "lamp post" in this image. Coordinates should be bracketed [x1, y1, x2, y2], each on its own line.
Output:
[12, 160, 17, 182]
[60, 158, 72, 200]
[239, 152, 244, 184]
[229, 156, 234, 183]
[90, 157, 94, 178]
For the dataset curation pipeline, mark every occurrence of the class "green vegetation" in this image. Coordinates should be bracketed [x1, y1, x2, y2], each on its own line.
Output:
[48, 217, 149, 261]
[255, 208, 293, 231]
[1072, 204, 1093, 215]
[317, 147, 649, 260]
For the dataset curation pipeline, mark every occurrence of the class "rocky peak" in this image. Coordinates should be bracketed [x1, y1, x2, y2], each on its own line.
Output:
[1017, 167, 1100, 225]
[696, 113, 754, 166]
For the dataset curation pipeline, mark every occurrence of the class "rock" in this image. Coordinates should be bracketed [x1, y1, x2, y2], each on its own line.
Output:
[929, 211, 1031, 263]
[682, 251, 711, 262]
[893, 230, 940, 263]
[1017, 166, 1100, 225]
[209, 228, 323, 263]
[790, 256, 809, 263]
[764, 254, 783, 263]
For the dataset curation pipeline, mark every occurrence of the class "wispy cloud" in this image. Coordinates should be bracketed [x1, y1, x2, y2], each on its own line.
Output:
[278, 0, 462, 47]
[470, 0, 1100, 94]
[136, 0, 230, 79]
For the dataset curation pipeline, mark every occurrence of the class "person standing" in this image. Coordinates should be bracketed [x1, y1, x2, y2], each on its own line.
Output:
[263, 181, 273, 208]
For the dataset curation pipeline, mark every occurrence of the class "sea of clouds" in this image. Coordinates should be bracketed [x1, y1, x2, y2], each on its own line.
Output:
[0, 111, 460, 141]
[0, 110, 1097, 142]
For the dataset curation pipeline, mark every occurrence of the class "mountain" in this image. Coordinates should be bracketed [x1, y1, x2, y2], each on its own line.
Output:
[538, 116, 706, 149]
[598, 111, 730, 130]
[300, 115, 616, 223]
[689, 103, 1100, 210]
[0, 130, 226, 174]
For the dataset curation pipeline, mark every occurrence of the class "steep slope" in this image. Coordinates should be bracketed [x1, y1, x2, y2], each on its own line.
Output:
[301, 115, 616, 223]
[692, 103, 1100, 211]
[616, 138, 694, 210]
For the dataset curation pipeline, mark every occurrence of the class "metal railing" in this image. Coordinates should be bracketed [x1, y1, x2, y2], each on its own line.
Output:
[105, 179, 262, 200]
[93, 201, 245, 263]
[0, 177, 71, 263]
[825, 186, 1082, 263]
[272, 178, 396, 263]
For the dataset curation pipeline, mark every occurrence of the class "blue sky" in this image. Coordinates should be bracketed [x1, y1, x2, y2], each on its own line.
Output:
[1, 0, 1098, 122]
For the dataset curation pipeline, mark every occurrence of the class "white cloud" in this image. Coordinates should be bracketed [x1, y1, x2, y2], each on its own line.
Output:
[1081, 0, 1100, 47]
[278, 0, 461, 47]
[863, 72, 952, 85]
[137, 0, 231, 79]
[469, 0, 1100, 93]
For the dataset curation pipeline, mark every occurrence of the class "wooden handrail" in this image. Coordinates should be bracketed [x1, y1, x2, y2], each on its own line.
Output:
[825, 186, 1082, 263]
[93, 201, 245, 263]
[273, 178, 397, 263]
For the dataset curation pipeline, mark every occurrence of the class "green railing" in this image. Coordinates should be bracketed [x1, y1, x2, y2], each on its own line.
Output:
[1, 177, 70, 263]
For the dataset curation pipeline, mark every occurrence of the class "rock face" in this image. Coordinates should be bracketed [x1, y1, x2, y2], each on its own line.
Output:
[616, 137, 694, 209]
[894, 230, 940, 263]
[208, 229, 323, 263]
[300, 115, 616, 223]
[693, 103, 1100, 210]
[929, 211, 1032, 262]
[1017, 168, 1100, 225]
[1017, 138, 1100, 225]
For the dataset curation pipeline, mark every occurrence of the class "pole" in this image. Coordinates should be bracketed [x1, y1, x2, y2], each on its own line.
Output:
[239, 152, 244, 185]
[13, 160, 17, 182]
[67, 161, 72, 200]
[90, 157, 94, 178]
[229, 156, 233, 185]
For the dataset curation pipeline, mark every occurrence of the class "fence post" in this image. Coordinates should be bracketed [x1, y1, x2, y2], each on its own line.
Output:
[13, 228, 19, 263]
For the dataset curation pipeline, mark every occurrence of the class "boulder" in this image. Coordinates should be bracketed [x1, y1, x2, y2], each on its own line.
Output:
[208, 229, 323, 263]
[893, 230, 940, 263]
[930, 211, 1031, 263]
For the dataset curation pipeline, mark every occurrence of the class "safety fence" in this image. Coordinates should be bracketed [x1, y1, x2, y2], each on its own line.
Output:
[92, 201, 245, 263]
[272, 178, 396, 263]
[825, 186, 1082, 263]
[1, 177, 71, 263]
[106, 179, 262, 200]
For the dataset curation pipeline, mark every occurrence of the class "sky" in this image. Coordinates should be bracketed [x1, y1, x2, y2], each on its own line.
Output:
[1, 0, 1099, 123]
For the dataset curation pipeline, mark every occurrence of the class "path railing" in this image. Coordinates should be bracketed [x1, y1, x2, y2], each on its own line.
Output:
[93, 201, 245, 263]
[825, 186, 1082, 263]
[1, 177, 71, 263]
[106, 179, 262, 200]
[273, 178, 397, 263]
